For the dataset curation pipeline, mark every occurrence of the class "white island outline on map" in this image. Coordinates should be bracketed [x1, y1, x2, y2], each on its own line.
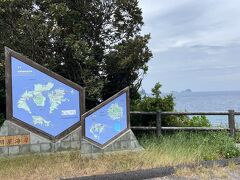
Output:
[17, 90, 34, 114]
[32, 115, 51, 127]
[90, 122, 106, 140]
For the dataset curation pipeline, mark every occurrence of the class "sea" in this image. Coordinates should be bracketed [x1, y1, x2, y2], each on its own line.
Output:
[172, 91, 240, 127]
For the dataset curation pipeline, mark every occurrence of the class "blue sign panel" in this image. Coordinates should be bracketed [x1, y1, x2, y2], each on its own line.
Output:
[85, 92, 128, 145]
[11, 57, 80, 136]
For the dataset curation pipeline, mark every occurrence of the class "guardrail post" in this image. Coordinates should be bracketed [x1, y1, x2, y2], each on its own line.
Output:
[156, 111, 162, 137]
[228, 109, 236, 138]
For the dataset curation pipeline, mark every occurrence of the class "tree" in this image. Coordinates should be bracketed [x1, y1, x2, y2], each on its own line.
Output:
[0, 0, 152, 113]
[131, 82, 175, 126]
[151, 82, 162, 99]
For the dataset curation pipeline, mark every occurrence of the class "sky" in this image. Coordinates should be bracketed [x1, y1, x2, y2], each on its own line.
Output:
[138, 0, 240, 93]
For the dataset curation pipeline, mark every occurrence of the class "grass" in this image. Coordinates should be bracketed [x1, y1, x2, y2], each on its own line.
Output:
[0, 131, 239, 180]
[234, 132, 240, 143]
[140, 131, 240, 161]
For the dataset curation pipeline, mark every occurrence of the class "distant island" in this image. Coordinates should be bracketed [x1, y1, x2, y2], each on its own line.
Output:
[170, 89, 192, 94]
[181, 89, 192, 93]
[139, 88, 193, 97]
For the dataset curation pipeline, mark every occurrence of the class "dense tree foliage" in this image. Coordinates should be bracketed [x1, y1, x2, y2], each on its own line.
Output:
[0, 0, 152, 116]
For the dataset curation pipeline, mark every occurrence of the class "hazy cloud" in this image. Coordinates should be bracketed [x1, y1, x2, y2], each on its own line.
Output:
[139, 0, 240, 92]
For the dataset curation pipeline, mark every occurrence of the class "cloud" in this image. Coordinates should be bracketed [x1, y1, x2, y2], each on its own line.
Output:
[140, 0, 240, 51]
[139, 0, 240, 92]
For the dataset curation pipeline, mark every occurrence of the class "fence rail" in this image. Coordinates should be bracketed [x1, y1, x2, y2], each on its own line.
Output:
[130, 110, 239, 137]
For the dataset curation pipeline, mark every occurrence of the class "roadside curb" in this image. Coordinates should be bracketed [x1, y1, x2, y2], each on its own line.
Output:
[62, 157, 240, 180]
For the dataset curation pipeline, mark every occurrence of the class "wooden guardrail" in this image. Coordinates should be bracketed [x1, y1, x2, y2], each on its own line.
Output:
[130, 110, 239, 138]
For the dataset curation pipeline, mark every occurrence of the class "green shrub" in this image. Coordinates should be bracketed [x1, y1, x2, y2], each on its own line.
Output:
[131, 82, 174, 126]
[168, 115, 211, 127]
[190, 115, 210, 127]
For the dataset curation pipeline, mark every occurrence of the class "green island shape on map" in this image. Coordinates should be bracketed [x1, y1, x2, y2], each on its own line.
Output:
[107, 103, 123, 120]
[17, 82, 54, 114]
[32, 83, 54, 106]
[48, 89, 69, 113]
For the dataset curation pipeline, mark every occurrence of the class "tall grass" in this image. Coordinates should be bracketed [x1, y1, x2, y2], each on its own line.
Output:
[0, 131, 238, 180]
[140, 131, 240, 166]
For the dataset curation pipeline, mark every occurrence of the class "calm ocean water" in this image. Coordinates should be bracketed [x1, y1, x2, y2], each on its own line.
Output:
[173, 91, 240, 127]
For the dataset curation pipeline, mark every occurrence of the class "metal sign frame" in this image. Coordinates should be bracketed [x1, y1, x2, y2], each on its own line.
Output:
[82, 87, 130, 149]
[5, 47, 85, 141]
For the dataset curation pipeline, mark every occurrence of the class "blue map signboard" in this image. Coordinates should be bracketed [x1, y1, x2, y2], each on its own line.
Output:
[11, 57, 81, 137]
[84, 90, 129, 147]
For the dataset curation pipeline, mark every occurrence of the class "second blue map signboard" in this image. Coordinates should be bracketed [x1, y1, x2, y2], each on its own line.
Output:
[85, 92, 128, 145]
[11, 57, 81, 136]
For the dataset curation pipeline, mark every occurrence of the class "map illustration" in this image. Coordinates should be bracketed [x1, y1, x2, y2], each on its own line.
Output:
[85, 93, 128, 145]
[11, 57, 81, 136]
[90, 123, 106, 140]
[107, 103, 123, 120]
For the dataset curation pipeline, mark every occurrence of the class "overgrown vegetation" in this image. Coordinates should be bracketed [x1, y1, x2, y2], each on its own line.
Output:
[234, 132, 240, 143]
[0, 132, 238, 179]
[132, 82, 211, 127]
[140, 132, 240, 160]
